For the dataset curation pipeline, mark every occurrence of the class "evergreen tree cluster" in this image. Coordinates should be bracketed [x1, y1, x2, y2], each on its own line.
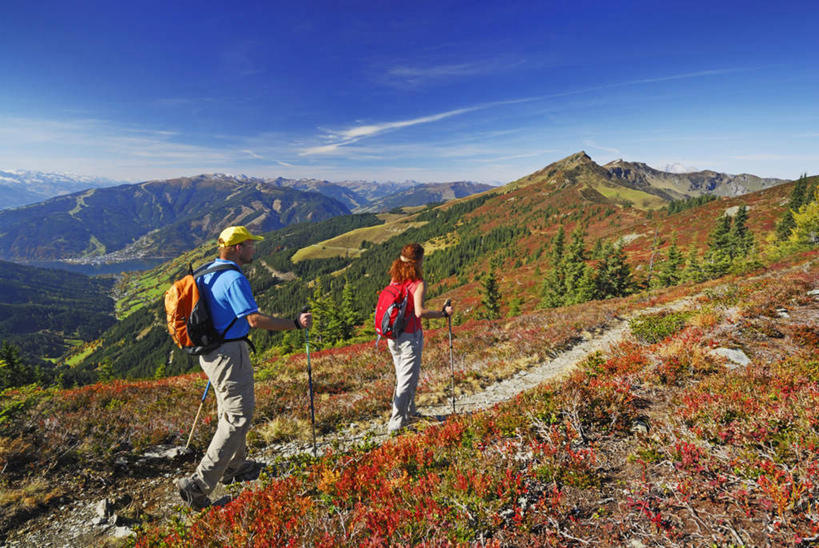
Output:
[306, 275, 360, 349]
[776, 174, 819, 244]
[666, 194, 717, 215]
[653, 204, 756, 286]
[0, 341, 42, 390]
[540, 226, 634, 308]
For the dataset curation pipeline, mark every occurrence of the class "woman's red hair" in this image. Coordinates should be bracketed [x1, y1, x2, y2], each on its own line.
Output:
[389, 243, 424, 283]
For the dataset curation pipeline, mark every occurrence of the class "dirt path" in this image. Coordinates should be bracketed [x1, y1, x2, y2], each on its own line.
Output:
[6, 296, 697, 547]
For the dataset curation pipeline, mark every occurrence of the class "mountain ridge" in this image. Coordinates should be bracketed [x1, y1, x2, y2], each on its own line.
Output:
[0, 174, 351, 262]
[508, 151, 789, 205]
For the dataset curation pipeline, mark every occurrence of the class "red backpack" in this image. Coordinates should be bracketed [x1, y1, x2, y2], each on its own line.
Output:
[374, 281, 414, 341]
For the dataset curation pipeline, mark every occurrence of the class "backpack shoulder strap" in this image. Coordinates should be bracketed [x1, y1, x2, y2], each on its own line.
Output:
[192, 262, 241, 279]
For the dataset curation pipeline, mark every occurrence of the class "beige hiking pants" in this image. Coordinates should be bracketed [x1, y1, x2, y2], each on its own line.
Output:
[387, 329, 423, 432]
[193, 340, 255, 494]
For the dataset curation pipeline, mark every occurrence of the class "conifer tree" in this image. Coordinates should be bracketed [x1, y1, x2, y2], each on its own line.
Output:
[591, 238, 604, 260]
[481, 269, 502, 319]
[338, 275, 359, 341]
[595, 241, 634, 298]
[704, 214, 733, 278]
[776, 174, 811, 240]
[0, 342, 34, 390]
[788, 186, 819, 247]
[308, 277, 332, 348]
[563, 226, 589, 304]
[549, 226, 565, 268]
[574, 265, 597, 303]
[654, 238, 684, 288]
[508, 296, 522, 317]
[541, 227, 568, 308]
[729, 205, 754, 258]
[682, 246, 705, 283]
[279, 329, 301, 354]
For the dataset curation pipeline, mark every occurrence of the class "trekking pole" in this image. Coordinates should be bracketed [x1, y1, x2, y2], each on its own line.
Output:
[185, 381, 211, 450]
[445, 299, 456, 415]
[302, 306, 318, 458]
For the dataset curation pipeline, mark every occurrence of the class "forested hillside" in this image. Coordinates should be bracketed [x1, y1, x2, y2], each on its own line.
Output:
[0, 260, 115, 386]
[61, 158, 806, 386]
[65, 213, 385, 381]
[0, 174, 350, 261]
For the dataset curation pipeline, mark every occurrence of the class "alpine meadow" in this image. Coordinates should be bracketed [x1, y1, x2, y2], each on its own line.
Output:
[2, 2, 819, 545]
[2, 150, 818, 545]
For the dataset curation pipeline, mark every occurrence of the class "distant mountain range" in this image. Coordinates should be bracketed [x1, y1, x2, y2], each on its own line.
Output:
[0, 174, 492, 263]
[0, 170, 121, 209]
[510, 151, 787, 205]
[0, 155, 790, 264]
[257, 177, 491, 212]
[0, 174, 350, 262]
[354, 181, 495, 212]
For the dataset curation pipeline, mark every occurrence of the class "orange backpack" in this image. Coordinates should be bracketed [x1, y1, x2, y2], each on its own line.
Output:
[165, 263, 239, 355]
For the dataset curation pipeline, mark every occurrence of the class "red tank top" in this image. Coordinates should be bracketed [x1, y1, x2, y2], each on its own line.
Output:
[404, 279, 422, 333]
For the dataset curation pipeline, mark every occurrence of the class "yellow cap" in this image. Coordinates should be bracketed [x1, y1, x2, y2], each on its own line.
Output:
[217, 226, 264, 247]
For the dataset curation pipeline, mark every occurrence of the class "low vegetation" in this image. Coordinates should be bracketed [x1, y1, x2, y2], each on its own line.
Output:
[133, 265, 818, 546]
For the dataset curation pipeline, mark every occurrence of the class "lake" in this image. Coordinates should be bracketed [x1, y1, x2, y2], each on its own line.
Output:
[26, 258, 168, 276]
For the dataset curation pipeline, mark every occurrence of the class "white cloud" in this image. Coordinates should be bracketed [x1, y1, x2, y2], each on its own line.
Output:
[583, 140, 622, 156]
[382, 56, 525, 87]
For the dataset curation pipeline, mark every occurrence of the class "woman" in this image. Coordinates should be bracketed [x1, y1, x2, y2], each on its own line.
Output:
[386, 243, 454, 433]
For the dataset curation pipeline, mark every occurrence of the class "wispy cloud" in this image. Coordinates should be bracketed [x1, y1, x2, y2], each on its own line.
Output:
[300, 97, 536, 157]
[300, 107, 478, 156]
[584, 140, 622, 156]
[623, 68, 749, 86]
[385, 57, 524, 87]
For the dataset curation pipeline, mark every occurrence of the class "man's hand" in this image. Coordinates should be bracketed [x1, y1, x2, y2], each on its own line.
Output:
[297, 311, 313, 329]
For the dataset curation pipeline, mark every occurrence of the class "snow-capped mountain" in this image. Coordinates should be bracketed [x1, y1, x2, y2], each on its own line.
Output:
[0, 170, 121, 209]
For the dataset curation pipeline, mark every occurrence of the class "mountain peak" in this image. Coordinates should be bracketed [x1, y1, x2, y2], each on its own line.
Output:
[559, 150, 593, 165]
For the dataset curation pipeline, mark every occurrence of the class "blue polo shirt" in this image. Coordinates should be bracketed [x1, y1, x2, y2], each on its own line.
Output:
[198, 259, 258, 340]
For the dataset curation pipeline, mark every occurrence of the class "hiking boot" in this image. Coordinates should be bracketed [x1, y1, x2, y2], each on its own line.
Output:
[220, 460, 262, 485]
[408, 412, 429, 424]
[177, 477, 211, 510]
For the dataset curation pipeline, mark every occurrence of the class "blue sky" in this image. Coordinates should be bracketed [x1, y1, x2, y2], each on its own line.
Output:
[1, 1, 817, 183]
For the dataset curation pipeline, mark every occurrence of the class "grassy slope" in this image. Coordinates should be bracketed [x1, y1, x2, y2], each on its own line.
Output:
[3, 248, 816, 544]
[291, 214, 427, 262]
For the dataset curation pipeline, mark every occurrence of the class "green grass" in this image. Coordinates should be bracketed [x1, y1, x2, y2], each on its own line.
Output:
[291, 218, 427, 263]
[587, 181, 668, 210]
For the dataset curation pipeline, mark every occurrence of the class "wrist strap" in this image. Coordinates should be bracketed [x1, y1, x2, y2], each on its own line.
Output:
[293, 318, 301, 329]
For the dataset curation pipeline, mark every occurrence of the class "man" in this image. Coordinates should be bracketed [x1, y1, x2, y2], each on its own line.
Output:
[177, 225, 312, 510]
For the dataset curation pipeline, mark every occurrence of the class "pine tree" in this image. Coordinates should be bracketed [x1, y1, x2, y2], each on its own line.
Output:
[549, 226, 565, 268]
[682, 246, 705, 283]
[541, 227, 568, 308]
[596, 241, 633, 298]
[563, 226, 589, 304]
[654, 238, 684, 288]
[338, 275, 359, 341]
[591, 238, 604, 260]
[279, 329, 302, 354]
[776, 174, 810, 240]
[704, 214, 733, 279]
[481, 269, 502, 319]
[308, 277, 332, 348]
[508, 297, 522, 317]
[788, 186, 819, 247]
[729, 205, 754, 259]
[0, 342, 34, 390]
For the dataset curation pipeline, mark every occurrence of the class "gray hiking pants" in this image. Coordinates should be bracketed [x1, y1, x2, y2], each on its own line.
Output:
[387, 329, 423, 432]
[193, 340, 255, 494]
